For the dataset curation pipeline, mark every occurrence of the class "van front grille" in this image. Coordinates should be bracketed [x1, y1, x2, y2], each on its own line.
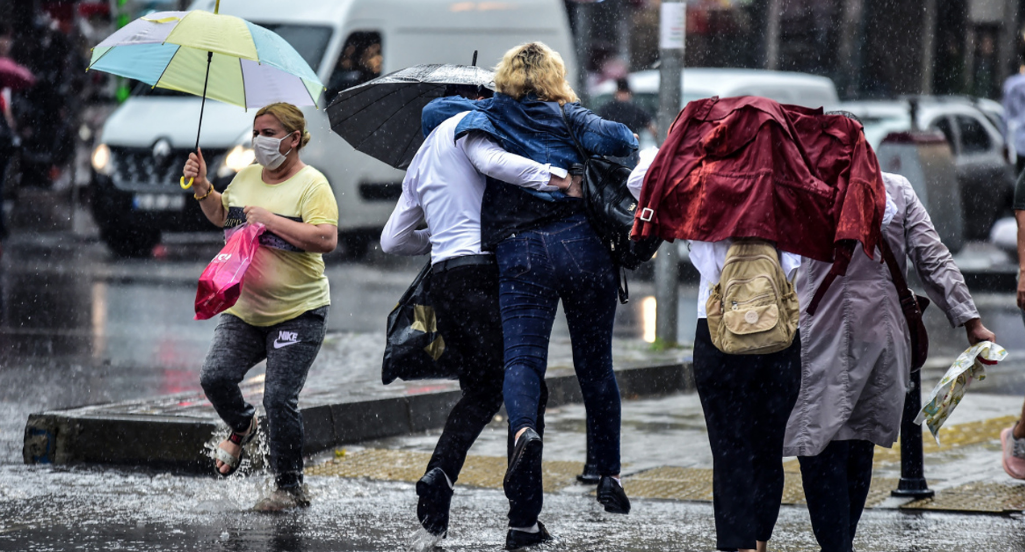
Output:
[358, 182, 403, 201]
[109, 146, 224, 189]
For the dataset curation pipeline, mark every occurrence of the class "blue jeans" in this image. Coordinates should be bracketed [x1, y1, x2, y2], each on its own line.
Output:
[497, 214, 621, 525]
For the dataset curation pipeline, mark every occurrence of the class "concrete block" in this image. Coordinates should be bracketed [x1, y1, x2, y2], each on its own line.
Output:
[23, 360, 695, 472]
[301, 404, 337, 453]
[331, 397, 411, 443]
[616, 363, 694, 398]
[406, 390, 461, 433]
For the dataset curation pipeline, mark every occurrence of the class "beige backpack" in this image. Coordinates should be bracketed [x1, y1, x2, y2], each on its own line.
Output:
[706, 239, 799, 355]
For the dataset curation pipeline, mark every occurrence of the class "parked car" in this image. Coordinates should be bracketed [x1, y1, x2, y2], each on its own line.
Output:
[840, 97, 1015, 241]
[90, 0, 577, 257]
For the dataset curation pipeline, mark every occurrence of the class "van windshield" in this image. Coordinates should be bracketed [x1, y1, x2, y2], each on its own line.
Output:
[131, 24, 332, 98]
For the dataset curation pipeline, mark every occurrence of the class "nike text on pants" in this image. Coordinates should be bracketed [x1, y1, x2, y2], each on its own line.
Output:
[200, 306, 327, 488]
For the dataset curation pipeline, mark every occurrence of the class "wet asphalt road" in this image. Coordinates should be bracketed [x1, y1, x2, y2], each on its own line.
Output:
[3, 463, 1025, 552]
[3, 233, 1025, 550]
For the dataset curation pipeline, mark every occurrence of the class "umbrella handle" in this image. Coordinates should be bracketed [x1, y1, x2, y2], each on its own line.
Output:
[180, 176, 194, 189]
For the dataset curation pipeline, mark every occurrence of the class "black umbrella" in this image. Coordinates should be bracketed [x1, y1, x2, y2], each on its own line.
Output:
[327, 62, 495, 170]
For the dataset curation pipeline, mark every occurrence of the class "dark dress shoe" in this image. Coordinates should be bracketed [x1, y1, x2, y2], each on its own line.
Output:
[597, 475, 631, 514]
[504, 520, 553, 550]
[416, 467, 453, 536]
[504, 428, 543, 487]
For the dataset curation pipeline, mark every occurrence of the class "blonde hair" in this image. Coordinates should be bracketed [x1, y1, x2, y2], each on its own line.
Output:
[494, 42, 579, 105]
[255, 102, 312, 149]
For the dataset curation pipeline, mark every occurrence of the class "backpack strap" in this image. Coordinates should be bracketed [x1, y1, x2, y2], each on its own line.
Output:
[805, 243, 853, 316]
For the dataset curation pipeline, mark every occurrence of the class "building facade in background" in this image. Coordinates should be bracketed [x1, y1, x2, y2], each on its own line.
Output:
[570, 0, 1024, 101]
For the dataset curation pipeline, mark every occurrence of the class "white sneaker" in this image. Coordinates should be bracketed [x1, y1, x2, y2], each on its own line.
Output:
[253, 486, 311, 512]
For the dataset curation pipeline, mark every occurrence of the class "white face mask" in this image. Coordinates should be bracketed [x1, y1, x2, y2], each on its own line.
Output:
[252, 133, 294, 170]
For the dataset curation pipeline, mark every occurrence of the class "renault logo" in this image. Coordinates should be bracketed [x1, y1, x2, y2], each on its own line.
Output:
[152, 139, 172, 162]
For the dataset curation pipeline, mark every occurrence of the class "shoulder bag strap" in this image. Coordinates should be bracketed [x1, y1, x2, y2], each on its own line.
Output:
[558, 104, 589, 159]
[878, 236, 917, 311]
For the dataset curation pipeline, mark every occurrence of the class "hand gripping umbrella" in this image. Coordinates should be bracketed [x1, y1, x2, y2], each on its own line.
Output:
[87, 0, 324, 188]
[326, 59, 494, 170]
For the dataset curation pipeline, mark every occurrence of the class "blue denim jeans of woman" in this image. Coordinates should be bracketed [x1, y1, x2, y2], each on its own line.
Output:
[497, 213, 621, 527]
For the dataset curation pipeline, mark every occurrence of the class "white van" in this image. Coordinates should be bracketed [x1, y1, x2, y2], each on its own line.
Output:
[90, 0, 577, 257]
[590, 68, 840, 114]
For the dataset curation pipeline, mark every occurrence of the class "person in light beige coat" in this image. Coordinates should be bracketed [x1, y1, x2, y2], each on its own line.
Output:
[786, 171, 995, 552]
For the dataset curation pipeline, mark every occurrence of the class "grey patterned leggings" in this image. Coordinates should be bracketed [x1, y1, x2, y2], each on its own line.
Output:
[200, 307, 327, 488]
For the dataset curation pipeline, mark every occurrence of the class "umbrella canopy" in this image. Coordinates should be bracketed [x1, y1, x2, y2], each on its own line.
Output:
[88, 10, 323, 109]
[327, 64, 494, 170]
[0, 57, 35, 91]
[88, 6, 325, 188]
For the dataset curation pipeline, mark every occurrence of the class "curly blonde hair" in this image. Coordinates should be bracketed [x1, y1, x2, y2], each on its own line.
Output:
[255, 102, 312, 149]
[494, 42, 579, 105]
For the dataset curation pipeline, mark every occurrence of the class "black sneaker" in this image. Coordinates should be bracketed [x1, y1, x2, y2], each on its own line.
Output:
[504, 520, 553, 550]
[597, 476, 630, 514]
[415, 468, 453, 537]
[505, 428, 542, 487]
[576, 462, 600, 484]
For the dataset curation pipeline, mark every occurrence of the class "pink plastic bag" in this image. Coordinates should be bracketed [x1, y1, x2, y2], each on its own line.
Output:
[194, 223, 266, 320]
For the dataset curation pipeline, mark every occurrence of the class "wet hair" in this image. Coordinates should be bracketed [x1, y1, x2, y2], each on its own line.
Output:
[254, 102, 311, 149]
[494, 42, 579, 105]
[443, 84, 494, 100]
[825, 110, 863, 125]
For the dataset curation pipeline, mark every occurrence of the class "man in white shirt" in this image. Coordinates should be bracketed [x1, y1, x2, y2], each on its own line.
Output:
[381, 99, 572, 550]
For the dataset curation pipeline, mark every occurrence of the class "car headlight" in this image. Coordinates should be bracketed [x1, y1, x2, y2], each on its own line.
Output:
[217, 144, 255, 178]
[91, 143, 112, 175]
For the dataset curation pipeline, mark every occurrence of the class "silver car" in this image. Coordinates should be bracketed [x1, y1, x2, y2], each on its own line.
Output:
[840, 97, 1015, 241]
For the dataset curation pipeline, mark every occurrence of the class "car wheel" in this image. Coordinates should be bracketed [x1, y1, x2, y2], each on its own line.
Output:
[101, 226, 161, 258]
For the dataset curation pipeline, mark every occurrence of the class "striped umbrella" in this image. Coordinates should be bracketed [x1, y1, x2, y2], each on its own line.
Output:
[88, 1, 324, 187]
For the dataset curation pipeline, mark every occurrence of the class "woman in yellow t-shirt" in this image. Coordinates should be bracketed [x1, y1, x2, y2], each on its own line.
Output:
[182, 102, 338, 511]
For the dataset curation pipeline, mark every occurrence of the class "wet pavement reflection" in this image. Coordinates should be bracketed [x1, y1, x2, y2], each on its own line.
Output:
[3, 234, 1025, 460]
[3, 234, 1025, 550]
[2, 463, 1025, 552]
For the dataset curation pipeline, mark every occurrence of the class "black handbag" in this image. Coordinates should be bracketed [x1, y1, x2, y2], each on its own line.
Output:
[381, 262, 456, 384]
[558, 105, 663, 284]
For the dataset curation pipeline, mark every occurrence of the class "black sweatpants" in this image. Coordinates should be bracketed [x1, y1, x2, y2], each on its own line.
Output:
[693, 319, 802, 551]
[423, 262, 506, 483]
[200, 306, 327, 488]
[798, 439, 876, 552]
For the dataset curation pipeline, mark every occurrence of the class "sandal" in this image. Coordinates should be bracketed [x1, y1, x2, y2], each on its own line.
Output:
[213, 415, 258, 477]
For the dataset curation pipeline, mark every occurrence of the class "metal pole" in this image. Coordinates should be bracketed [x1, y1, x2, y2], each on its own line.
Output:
[765, 0, 782, 70]
[573, 3, 591, 106]
[892, 369, 935, 499]
[654, 0, 684, 347]
[837, 0, 865, 98]
[999, 0, 1020, 87]
[919, 0, 937, 95]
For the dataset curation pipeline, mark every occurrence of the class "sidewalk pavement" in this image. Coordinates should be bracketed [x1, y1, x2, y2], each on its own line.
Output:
[21, 327, 1025, 518]
[314, 389, 1025, 516]
[22, 334, 691, 470]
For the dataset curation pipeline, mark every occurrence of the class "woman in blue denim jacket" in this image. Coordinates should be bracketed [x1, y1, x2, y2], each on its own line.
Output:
[423, 42, 637, 548]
